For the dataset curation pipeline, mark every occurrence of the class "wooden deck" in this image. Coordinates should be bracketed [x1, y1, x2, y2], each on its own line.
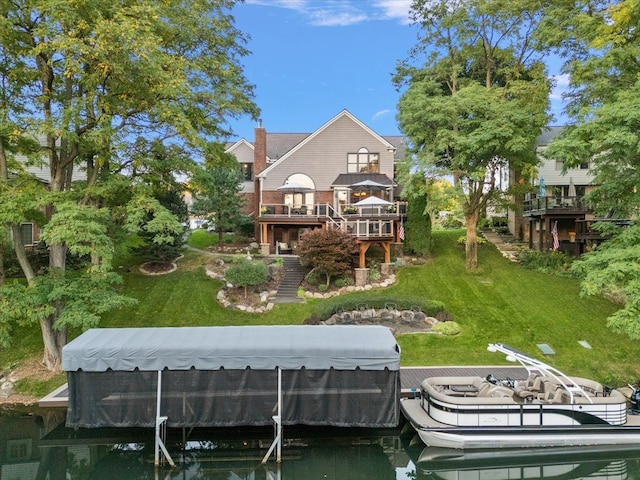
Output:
[39, 366, 528, 408]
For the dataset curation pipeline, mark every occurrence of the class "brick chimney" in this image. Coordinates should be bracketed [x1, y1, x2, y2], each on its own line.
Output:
[253, 120, 266, 238]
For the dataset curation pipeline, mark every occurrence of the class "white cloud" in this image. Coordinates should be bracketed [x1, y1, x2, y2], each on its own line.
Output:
[245, 0, 412, 26]
[372, 0, 413, 23]
[553, 73, 570, 87]
[372, 109, 392, 121]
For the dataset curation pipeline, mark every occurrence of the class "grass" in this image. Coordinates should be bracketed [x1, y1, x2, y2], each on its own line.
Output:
[1, 228, 636, 398]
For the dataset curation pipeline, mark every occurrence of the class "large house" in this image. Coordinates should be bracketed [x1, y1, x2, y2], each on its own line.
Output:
[515, 127, 624, 255]
[226, 110, 407, 271]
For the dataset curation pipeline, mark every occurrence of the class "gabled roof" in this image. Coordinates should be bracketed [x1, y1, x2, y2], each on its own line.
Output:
[537, 126, 564, 147]
[261, 110, 398, 177]
[227, 111, 407, 165]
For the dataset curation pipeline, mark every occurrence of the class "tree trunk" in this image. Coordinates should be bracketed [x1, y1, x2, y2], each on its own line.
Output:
[39, 315, 66, 372]
[42, 242, 67, 371]
[10, 223, 36, 282]
[465, 210, 479, 271]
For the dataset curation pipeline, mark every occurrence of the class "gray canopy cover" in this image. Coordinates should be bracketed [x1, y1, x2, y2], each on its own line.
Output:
[63, 325, 400, 372]
[63, 326, 401, 429]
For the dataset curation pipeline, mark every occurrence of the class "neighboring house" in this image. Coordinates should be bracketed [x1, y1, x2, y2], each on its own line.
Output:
[225, 110, 407, 269]
[9, 142, 85, 248]
[515, 127, 623, 256]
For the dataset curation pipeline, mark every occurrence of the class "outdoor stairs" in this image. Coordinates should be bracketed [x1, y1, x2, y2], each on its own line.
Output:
[274, 256, 306, 303]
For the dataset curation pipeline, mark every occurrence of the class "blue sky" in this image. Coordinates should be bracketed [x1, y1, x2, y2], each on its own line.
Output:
[227, 0, 569, 142]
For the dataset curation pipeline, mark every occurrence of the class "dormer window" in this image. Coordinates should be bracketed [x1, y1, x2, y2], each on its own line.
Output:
[347, 148, 379, 173]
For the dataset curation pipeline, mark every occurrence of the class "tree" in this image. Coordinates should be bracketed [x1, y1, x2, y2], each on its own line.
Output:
[297, 229, 358, 288]
[399, 173, 433, 256]
[395, 0, 551, 270]
[190, 146, 246, 246]
[0, 0, 258, 370]
[128, 140, 191, 264]
[538, 0, 640, 339]
[225, 260, 269, 299]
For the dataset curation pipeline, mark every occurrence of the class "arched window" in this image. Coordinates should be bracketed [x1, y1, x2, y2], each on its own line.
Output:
[283, 174, 315, 209]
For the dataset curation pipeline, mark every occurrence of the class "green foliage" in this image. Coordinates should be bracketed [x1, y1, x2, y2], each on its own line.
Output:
[457, 235, 487, 246]
[517, 249, 574, 275]
[433, 321, 462, 336]
[0, 270, 136, 347]
[298, 229, 359, 287]
[396, 0, 551, 269]
[191, 161, 246, 245]
[235, 215, 255, 238]
[571, 224, 640, 339]
[334, 276, 355, 288]
[0, 0, 258, 369]
[224, 260, 268, 298]
[403, 180, 432, 256]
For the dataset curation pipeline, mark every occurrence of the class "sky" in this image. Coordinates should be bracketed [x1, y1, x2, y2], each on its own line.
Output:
[226, 0, 569, 142]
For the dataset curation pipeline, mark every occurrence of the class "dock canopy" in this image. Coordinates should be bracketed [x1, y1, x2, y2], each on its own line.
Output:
[63, 326, 401, 429]
[62, 325, 400, 372]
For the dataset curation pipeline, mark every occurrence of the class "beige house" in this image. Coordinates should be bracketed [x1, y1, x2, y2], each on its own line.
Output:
[226, 110, 407, 267]
[514, 127, 625, 255]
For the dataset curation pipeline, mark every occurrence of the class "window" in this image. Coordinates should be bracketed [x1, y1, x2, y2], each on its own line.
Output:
[347, 148, 379, 173]
[579, 162, 589, 170]
[241, 163, 253, 181]
[20, 223, 34, 246]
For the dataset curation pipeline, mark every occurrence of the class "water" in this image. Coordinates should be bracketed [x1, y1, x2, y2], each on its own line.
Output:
[3, 406, 640, 480]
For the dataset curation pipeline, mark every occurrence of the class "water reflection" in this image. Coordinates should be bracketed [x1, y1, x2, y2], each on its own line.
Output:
[412, 445, 640, 480]
[2, 407, 640, 480]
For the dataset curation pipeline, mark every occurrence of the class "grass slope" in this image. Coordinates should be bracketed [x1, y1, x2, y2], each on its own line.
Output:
[1, 229, 636, 397]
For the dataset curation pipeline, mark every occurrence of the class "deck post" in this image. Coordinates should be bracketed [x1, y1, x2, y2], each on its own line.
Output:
[154, 370, 175, 468]
[261, 367, 283, 464]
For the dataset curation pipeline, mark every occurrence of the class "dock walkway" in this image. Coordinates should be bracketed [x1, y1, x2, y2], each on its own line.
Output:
[40, 365, 528, 408]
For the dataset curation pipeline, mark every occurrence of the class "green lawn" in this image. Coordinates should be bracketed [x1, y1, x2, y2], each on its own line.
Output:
[2, 229, 637, 397]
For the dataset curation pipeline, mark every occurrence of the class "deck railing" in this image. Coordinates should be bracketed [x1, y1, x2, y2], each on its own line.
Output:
[260, 202, 405, 218]
[523, 196, 588, 215]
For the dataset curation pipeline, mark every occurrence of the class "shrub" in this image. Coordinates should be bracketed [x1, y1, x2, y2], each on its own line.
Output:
[433, 321, 461, 336]
[305, 270, 320, 286]
[517, 249, 574, 276]
[224, 260, 269, 298]
[298, 229, 358, 287]
[334, 276, 354, 288]
[457, 235, 487, 246]
[318, 284, 328, 293]
[235, 215, 255, 238]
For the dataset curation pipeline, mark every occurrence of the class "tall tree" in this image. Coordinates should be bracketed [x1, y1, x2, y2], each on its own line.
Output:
[539, 0, 640, 339]
[190, 146, 246, 246]
[0, 0, 258, 370]
[395, 0, 551, 270]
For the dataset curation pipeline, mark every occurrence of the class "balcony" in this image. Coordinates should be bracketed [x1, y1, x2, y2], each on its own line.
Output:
[523, 195, 590, 217]
[260, 202, 405, 219]
[259, 202, 406, 240]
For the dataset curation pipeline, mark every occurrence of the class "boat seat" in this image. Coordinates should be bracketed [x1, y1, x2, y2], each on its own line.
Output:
[543, 386, 566, 404]
[514, 387, 536, 400]
[526, 373, 543, 392]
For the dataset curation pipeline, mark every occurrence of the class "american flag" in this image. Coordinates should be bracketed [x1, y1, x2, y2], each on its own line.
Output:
[551, 221, 559, 251]
[399, 220, 405, 241]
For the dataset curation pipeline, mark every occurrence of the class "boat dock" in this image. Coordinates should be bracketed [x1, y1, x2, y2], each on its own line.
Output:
[40, 365, 528, 408]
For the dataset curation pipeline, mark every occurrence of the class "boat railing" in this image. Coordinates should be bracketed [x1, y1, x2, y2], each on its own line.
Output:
[487, 343, 593, 404]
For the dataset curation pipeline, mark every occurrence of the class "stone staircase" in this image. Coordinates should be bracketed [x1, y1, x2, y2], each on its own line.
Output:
[273, 256, 307, 303]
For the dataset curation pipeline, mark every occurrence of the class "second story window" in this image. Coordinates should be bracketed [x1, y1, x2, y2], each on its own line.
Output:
[347, 148, 379, 173]
[241, 163, 253, 181]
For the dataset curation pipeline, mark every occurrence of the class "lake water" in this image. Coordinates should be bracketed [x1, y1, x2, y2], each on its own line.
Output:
[3, 406, 640, 480]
